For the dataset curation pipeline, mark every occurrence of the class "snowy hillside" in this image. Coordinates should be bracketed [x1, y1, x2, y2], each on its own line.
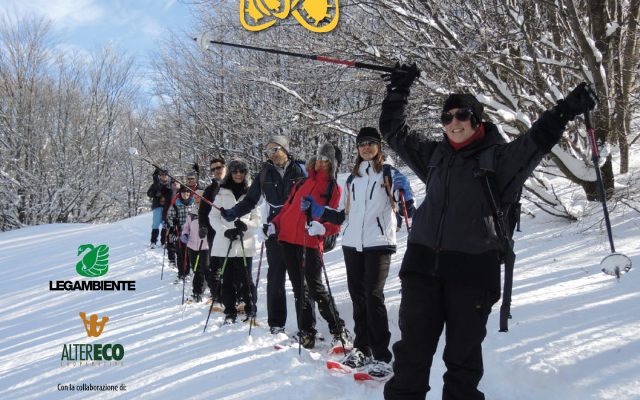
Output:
[1, 169, 639, 400]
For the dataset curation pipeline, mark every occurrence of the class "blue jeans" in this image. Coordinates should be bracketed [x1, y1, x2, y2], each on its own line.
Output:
[151, 207, 164, 229]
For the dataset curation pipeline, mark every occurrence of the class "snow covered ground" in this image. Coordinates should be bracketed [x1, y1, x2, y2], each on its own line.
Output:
[1, 169, 639, 400]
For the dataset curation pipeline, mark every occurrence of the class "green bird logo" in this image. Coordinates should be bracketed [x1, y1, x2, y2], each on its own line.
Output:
[75, 244, 109, 277]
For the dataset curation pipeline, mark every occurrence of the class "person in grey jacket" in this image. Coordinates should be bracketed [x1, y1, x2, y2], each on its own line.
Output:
[380, 63, 597, 400]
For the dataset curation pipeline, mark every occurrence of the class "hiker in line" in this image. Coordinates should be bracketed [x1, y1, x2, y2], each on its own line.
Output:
[209, 159, 260, 324]
[167, 186, 195, 283]
[199, 158, 227, 302]
[301, 127, 396, 378]
[269, 142, 350, 349]
[379, 63, 597, 400]
[181, 190, 210, 302]
[220, 136, 307, 335]
[147, 167, 172, 249]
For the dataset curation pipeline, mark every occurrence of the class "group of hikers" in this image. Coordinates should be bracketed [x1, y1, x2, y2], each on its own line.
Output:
[146, 63, 597, 400]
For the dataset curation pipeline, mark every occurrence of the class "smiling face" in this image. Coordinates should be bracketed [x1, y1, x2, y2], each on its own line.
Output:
[443, 108, 476, 144]
[357, 140, 380, 161]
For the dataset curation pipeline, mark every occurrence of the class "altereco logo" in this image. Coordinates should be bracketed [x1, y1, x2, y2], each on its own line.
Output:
[60, 312, 125, 367]
[49, 244, 135, 291]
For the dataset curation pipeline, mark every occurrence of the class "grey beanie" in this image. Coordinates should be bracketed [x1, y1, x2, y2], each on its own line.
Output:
[267, 135, 290, 154]
[317, 142, 341, 177]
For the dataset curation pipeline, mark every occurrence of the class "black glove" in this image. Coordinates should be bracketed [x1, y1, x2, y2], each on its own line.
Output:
[153, 167, 160, 177]
[556, 82, 599, 122]
[224, 228, 240, 241]
[234, 219, 248, 232]
[193, 162, 200, 173]
[168, 227, 177, 242]
[220, 207, 238, 222]
[383, 62, 421, 93]
[198, 226, 207, 239]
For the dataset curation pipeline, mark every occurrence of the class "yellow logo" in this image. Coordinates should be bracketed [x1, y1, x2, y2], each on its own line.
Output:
[240, 0, 339, 33]
[79, 312, 109, 338]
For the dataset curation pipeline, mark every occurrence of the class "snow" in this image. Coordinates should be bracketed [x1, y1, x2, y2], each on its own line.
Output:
[1, 169, 639, 400]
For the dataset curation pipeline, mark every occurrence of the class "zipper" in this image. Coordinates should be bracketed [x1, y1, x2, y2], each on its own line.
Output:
[376, 217, 384, 235]
[432, 155, 455, 274]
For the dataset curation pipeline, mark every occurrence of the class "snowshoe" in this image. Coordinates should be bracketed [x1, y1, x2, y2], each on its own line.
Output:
[354, 360, 393, 382]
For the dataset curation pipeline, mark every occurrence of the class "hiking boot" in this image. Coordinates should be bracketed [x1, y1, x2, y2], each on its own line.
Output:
[150, 242, 157, 249]
[224, 315, 236, 325]
[298, 331, 315, 349]
[270, 326, 286, 335]
[341, 348, 373, 369]
[192, 293, 202, 303]
[366, 360, 393, 379]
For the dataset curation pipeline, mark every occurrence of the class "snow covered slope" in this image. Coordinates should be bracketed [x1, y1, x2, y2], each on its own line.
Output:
[1, 171, 638, 400]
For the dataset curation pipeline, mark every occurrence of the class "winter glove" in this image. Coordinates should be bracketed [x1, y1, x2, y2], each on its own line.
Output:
[198, 226, 207, 239]
[220, 207, 237, 222]
[224, 228, 241, 241]
[180, 233, 188, 244]
[193, 162, 200, 174]
[306, 221, 326, 236]
[300, 195, 325, 219]
[556, 82, 599, 123]
[234, 219, 248, 232]
[168, 227, 178, 243]
[383, 62, 421, 94]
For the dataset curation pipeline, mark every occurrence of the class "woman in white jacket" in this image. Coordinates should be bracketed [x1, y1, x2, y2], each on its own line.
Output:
[337, 127, 396, 377]
[209, 159, 261, 324]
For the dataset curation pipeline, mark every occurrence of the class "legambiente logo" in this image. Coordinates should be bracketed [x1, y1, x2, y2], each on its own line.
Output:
[60, 312, 125, 367]
[240, 0, 339, 33]
[49, 244, 135, 291]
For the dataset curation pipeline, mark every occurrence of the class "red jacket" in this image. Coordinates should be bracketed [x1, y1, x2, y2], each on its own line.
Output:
[272, 168, 341, 250]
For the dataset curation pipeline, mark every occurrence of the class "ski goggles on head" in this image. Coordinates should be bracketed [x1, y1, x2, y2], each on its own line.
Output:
[316, 155, 331, 162]
[264, 146, 283, 156]
[440, 108, 474, 125]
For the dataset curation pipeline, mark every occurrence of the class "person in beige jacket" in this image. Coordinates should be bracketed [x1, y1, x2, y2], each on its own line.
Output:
[209, 159, 261, 324]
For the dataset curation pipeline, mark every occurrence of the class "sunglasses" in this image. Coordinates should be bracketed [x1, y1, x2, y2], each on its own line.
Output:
[357, 140, 379, 148]
[264, 146, 283, 155]
[441, 108, 474, 125]
[210, 166, 224, 172]
[231, 169, 247, 174]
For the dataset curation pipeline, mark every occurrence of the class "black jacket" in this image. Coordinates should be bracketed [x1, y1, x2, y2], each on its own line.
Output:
[146, 176, 172, 210]
[231, 160, 306, 222]
[379, 90, 567, 289]
[198, 180, 220, 232]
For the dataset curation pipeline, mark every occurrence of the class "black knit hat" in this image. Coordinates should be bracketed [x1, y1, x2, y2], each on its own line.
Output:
[443, 93, 484, 123]
[356, 127, 382, 144]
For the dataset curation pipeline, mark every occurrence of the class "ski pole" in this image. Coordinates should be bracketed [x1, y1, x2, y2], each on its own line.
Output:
[399, 191, 411, 232]
[195, 35, 400, 73]
[249, 241, 265, 336]
[181, 237, 188, 305]
[317, 240, 346, 354]
[585, 111, 632, 278]
[239, 235, 256, 334]
[203, 240, 234, 333]
[193, 239, 204, 272]
[161, 230, 167, 280]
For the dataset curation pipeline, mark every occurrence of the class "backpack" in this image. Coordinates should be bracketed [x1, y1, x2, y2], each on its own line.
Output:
[475, 146, 522, 333]
[288, 176, 339, 253]
[345, 163, 396, 215]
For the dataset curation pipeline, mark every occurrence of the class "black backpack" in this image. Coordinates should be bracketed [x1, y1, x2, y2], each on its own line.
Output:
[475, 146, 522, 332]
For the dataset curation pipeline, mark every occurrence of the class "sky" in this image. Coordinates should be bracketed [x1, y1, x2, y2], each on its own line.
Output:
[2, 0, 197, 91]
